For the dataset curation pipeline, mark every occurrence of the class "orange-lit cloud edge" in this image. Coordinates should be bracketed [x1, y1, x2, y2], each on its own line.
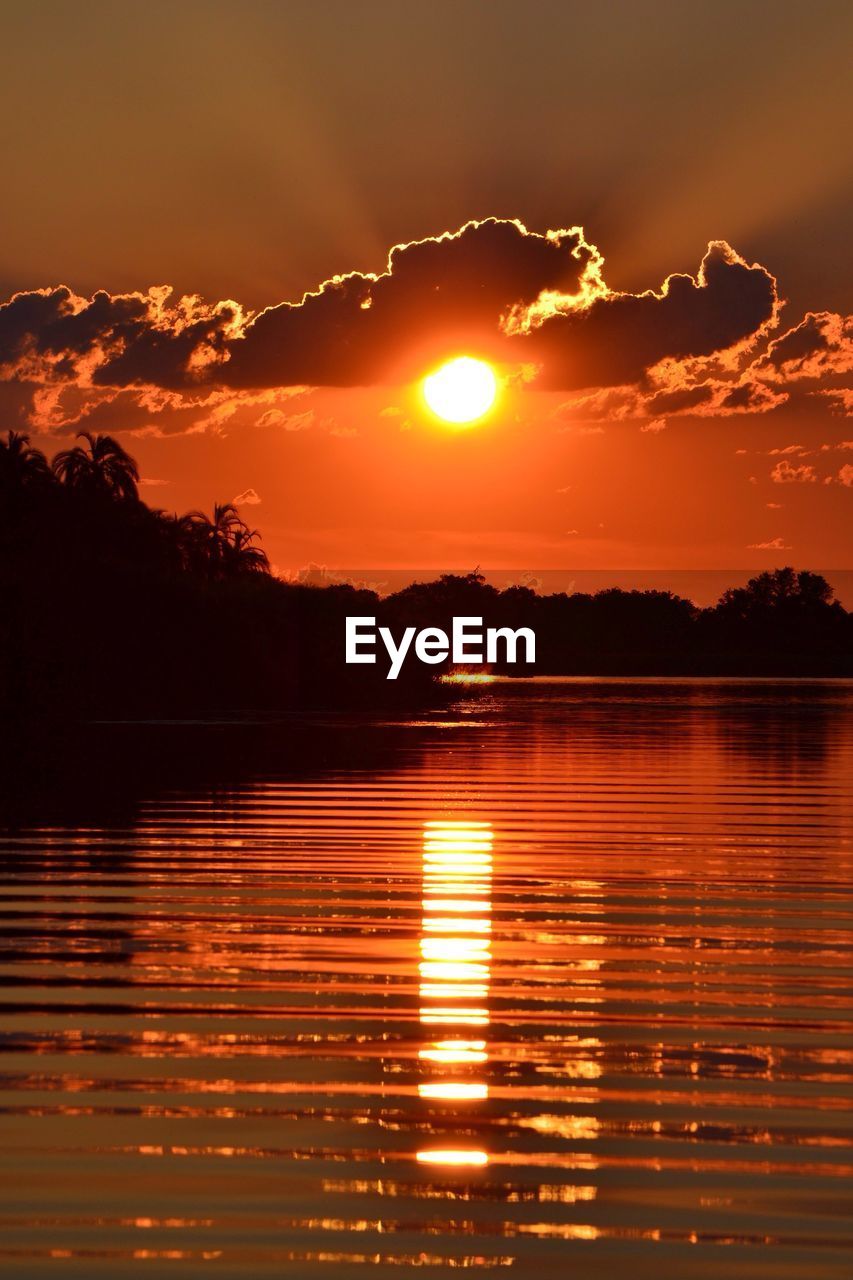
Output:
[0, 217, 850, 445]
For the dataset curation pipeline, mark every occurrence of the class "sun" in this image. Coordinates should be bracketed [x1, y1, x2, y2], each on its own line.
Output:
[422, 356, 498, 424]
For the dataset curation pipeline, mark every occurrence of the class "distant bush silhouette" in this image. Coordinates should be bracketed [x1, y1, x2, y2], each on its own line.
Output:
[1, 429, 851, 722]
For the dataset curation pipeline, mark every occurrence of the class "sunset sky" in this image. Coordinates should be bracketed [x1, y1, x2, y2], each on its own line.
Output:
[1, 0, 851, 582]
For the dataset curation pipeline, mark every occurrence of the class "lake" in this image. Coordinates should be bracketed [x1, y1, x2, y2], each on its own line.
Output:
[1, 680, 852, 1278]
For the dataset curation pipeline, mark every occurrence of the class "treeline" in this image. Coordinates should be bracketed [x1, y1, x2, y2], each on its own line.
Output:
[387, 569, 853, 681]
[2, 430, 851, 722]
[381, 565, 852, 677]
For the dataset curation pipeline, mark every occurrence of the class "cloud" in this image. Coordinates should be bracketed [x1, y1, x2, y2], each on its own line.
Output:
[4, 218, 851, 444]
[0, 220, 787, 435]
[817, 389, 853, 416]
[713, 381, 787, 415]
[227, 218, 605, 389]
[522, 240, 779, 391]
[771, 460, 817, 483]
[748, 537, 791, 550]
[232, 487, 261, 505]
[22, 379, 311, 438]
[256, 407, 316, 431]
[838, 464, 853, 487]
[556, 367, 787, 426]
[0, 285, 245, 390]
[754, 311, 853, 381]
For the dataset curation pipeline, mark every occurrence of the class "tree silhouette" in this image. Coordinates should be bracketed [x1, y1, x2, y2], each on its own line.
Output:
[52, 432, 140, 501]
[179, 502, 269, 577]
[0, 430, 51, 499]
[2, 429, 851, 726]
[718, 568, 836, 618]
[230, 524, 270, 575]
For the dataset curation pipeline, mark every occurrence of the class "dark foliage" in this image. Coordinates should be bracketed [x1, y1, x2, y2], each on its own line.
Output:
[2, 430, 851, 723]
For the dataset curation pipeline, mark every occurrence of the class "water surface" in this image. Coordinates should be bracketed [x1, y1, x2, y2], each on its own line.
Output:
[2, 681, 852, 1277]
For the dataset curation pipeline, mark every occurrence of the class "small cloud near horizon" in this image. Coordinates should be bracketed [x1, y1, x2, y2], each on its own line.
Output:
[232, 487, 261, 506]
[748, 536, 792, 549]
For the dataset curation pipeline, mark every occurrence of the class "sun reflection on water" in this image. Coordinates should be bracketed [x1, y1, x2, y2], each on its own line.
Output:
[416, 820, 493, 1169]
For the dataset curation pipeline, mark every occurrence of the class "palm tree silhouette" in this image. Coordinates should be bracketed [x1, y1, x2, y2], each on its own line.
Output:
[52, 432, 139, 501]
[178, 502, 269, 577]
[0, 431, 51, 496]
[230, 524, 270, 574]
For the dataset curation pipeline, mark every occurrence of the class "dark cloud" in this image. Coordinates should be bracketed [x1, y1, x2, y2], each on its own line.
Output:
[3, 219, 596, 394]
[0, 285, 243, 389]
[93, 306, 240, 388]
[225, 218, 601, 387]
[754, 311, 853, 380]
[523, 242, 779, 390]
[644, 383, 716, 416]
[0, 219, 814, 427]
[717, 381, 781, 413]
[0, 286, 147, 370]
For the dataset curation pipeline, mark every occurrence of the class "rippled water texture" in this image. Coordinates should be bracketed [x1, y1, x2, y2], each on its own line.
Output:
[2, 680, 852, 1277]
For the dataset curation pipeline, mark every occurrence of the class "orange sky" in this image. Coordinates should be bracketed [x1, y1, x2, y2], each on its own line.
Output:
[124, 380, 853, 579]
[1, 1, 851, 585]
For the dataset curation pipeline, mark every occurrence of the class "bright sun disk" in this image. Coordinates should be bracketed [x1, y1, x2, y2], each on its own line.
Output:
[423, 356, 497, 424]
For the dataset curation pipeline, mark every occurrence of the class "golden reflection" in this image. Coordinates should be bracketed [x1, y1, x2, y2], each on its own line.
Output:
[419, 983, 489, 999]
[423, 917, 491, 932]
[416, 1149, 489, 1168]
[416, 820, 493, 1169]
[419, 1008, 489, 1026]
[418, 1081, 489, 1100]
[419, 1041, 487, 1065]
[439, 672, 496, 685]
[420, 965, 488, 985]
